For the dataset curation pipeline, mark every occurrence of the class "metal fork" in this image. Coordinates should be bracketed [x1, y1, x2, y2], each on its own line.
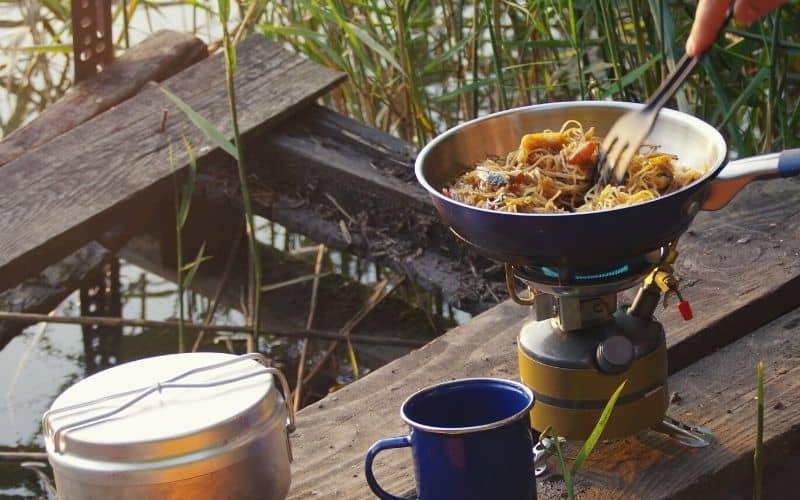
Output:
[595, 2, 735, 187]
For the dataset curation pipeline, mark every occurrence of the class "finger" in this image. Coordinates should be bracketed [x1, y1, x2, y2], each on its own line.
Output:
[686, 0, 730, 57]
[734, 0, 787, 25]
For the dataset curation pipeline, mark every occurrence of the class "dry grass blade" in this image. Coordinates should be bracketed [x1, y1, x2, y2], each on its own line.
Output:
[293, 244, 326, 411]
[300, 276, 405, 393]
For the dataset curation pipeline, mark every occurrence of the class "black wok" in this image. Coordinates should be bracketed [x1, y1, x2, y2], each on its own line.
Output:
[415, 101, 800, 268]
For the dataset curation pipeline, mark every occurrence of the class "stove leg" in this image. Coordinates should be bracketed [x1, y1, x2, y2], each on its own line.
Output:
[532, 435, 567, 478]
[652, 415, 714, 447]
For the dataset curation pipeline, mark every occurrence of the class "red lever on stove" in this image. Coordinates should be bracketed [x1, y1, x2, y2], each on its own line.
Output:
[678, 300, 693, 321]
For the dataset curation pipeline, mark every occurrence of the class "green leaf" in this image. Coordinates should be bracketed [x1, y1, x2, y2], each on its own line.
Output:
[647, 0, 689, 112]
[717, 66, 769, 131]
[754, 361, 764, 500]
[224, 31, 237, 74]
[261, 24, 324, 42]
[600, 54, 662, 99]
[571, 380, 627, 476]
[177, 135, 198, 230]
[159, 86, 238, 160]
[347, 22, 405, 76]
[217, 0, 230, 24]
[179, 255, 213, 273]
[541, 426, 574, 500]
[261, 272, 332, 292]
[421, 32, 475, 75]
[431, 78, 497, 103]
[40, 0, 69, 21]
[346, 339, 360, 380]
[181, 242, 210, 289]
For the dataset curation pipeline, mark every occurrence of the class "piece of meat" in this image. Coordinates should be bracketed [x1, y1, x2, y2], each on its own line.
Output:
[567, 141, 597, 166]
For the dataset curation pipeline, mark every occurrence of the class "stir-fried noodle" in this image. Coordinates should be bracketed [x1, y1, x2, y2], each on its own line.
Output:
[443, 120, 705, 213]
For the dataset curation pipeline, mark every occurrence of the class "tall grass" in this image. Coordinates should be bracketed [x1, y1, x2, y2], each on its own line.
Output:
[5, 1, 800, 153]
[261, 0, 800, 155]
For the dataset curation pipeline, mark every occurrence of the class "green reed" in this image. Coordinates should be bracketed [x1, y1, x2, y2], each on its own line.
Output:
[7, 1, 800, 154]
[541, 379, 627, 500]
[754, 361, 764, 500]
[258, 0, 800, 154]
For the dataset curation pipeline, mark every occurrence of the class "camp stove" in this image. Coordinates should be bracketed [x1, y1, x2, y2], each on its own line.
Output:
[412, 101, 800, 447]
[505, 244, 711, 446]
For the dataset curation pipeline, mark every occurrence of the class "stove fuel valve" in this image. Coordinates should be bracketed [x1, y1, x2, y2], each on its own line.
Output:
[630, 247, 693, 321]
[644, 266, 693, 321]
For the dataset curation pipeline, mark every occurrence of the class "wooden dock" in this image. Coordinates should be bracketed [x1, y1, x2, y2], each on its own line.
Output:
[287, 171, 800, 499]
[0, 30, 798, 500]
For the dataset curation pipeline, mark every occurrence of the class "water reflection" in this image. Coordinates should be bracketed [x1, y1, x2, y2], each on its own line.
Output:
[0, 217, 470, 498]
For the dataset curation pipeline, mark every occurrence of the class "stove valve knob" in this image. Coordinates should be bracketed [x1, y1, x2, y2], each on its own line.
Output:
[596, 336, 635, 374]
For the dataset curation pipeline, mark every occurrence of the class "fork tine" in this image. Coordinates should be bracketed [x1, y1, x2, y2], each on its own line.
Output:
[591, 1, 735, 193]
[596, 134, 623, 186]
[612, 142, 637, 183]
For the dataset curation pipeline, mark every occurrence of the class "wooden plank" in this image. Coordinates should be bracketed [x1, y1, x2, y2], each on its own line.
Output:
[0, 31, 212, 349]
[246, 105, 506, 313]
[287, 299, 527, 499]
[0, 35, 345, 293]
[0, 30, 208, 167]
[192, 153, 503, 315]
[0, 243, 107, 349]
[286, 176, 800, 499]
[287, 300, 800, 500]
[666, 176, 800, 372]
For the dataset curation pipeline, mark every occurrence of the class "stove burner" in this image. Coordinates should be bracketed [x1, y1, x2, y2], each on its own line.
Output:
[509, 246, 668, 297]
[539, 264, 631, 282]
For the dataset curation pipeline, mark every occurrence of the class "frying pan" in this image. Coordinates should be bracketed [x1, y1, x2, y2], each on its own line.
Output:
[415, 101, 800, 268]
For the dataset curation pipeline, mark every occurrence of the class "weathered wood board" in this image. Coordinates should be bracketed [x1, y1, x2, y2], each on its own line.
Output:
[0, 35, 344, 293]
[666, 176, 800, 372]
[286, 175, 800, 499]
[245, 102, 800, 326]
[0, 31, 210, 349]
[288, 299, 800, 500]
[205, 104, 509, 313]
[0, 30, 208, 167]
[0, 243, 106, 349]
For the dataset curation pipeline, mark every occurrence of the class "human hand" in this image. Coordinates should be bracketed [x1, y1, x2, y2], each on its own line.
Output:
[686, 0, 788, 56]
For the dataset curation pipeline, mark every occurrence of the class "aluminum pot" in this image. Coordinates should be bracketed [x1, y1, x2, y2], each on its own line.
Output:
[415, 101, 800, 267]
[42, 352, 295, 500]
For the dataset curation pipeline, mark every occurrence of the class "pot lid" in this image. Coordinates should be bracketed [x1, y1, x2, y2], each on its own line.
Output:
[43, 352, 279, 463]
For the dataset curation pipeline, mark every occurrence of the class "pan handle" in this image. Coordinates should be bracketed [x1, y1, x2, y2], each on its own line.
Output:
[702, 148, 800, 210]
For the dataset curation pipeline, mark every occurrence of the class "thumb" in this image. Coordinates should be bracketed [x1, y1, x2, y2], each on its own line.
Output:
[686, 0, 730, 57]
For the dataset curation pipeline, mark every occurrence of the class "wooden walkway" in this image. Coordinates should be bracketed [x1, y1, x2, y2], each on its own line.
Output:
[1, 29, 798, 500]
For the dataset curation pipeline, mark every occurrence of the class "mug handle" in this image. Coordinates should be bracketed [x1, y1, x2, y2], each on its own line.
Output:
[364, 436, 412, 500]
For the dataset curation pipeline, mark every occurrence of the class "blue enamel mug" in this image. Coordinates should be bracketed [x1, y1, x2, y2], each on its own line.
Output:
[365, 378, 536, 500]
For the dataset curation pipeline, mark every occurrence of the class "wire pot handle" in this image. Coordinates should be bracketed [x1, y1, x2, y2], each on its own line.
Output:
[43, 353, 295, 454]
